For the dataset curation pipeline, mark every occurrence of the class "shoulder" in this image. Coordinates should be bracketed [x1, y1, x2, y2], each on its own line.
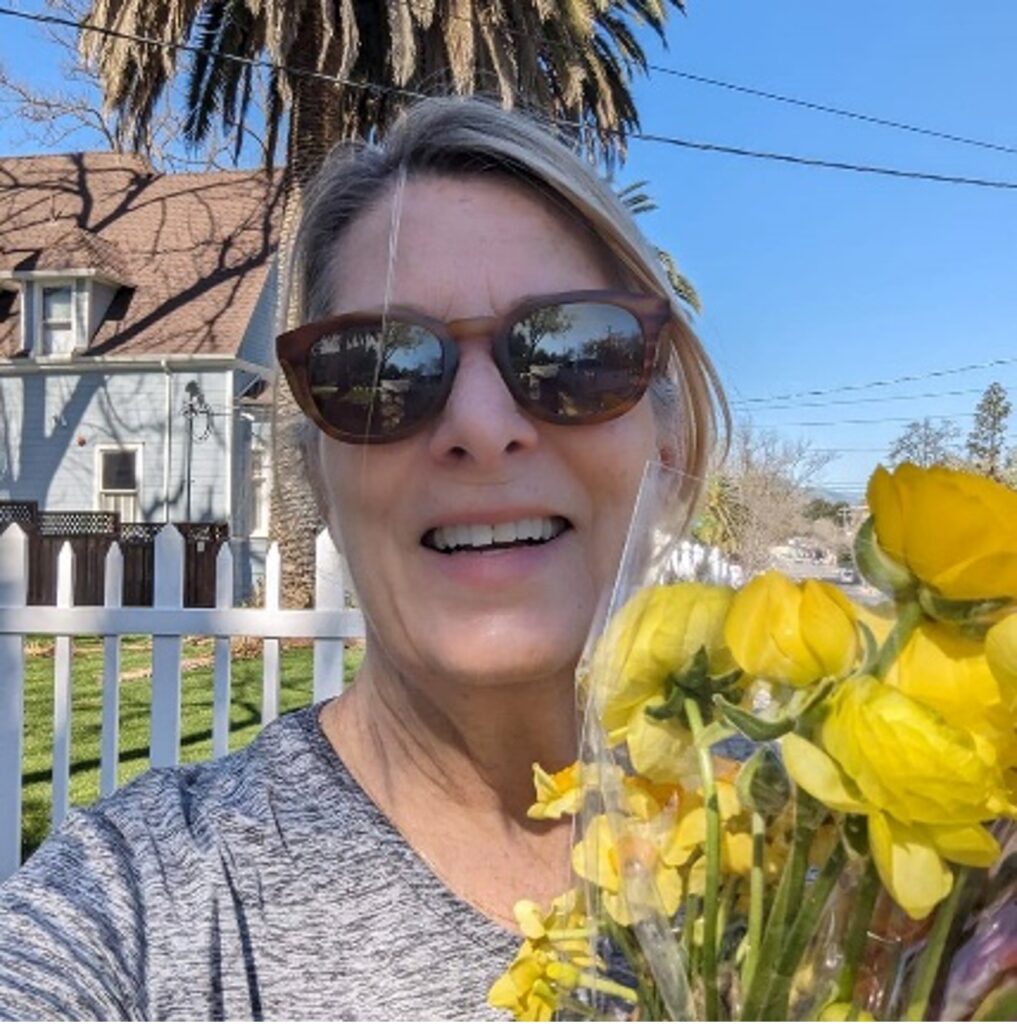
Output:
[88, 702, 342, 859]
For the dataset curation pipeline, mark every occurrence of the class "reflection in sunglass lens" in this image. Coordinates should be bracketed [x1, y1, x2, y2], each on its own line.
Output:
[307, 322, 445, 439]
[506, 302, 646, 419]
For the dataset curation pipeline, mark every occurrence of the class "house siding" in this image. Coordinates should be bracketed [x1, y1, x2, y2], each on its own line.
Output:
[0, 367, 233, 523]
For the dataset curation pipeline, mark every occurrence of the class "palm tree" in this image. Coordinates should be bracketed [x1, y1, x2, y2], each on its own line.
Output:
[82, 0, 687, 181]
[80, 0, 689, 605]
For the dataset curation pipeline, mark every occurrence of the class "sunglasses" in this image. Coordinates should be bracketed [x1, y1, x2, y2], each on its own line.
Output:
[275, 289, 671, 444]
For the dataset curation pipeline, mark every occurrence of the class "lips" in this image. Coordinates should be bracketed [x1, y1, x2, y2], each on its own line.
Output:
[421, 515, 572, 553]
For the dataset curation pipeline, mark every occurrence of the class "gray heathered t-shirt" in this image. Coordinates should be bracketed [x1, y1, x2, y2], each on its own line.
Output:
[0, 703, 522, 1021]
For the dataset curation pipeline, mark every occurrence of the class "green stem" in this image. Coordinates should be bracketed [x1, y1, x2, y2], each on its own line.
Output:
[835, 858, 880, 1004]
[904, 867, 971, 1021]
[740, 793, 817, 1019]
[872, 600, 923, 679]
[740, 810, 767, 998]
[761, 841, 849, 1020]
[684, 698, 722, 1021]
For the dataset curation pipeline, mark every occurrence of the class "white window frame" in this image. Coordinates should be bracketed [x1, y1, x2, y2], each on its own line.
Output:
[94, 443, 144, 523]
[247, 439, 270, 538]
[35, 278, 79, 357]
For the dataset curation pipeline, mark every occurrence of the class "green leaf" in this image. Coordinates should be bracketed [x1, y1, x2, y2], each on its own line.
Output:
[713, 695, 794, 741]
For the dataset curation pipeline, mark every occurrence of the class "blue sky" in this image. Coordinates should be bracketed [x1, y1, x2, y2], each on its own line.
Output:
[2, 0, 1015, 497]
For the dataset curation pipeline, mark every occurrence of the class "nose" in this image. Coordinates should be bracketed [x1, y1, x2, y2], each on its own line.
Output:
[426, 340, 539, 466]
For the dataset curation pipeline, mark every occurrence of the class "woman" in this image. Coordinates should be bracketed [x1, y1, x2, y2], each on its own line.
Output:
[0, 97, 723, 1021]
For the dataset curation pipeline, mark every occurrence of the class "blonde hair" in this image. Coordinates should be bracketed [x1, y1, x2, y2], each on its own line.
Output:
[284, 96, 728, 515]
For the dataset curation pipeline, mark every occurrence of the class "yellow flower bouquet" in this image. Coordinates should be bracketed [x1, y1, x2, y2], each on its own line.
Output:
[490, 462, 1017, 1021]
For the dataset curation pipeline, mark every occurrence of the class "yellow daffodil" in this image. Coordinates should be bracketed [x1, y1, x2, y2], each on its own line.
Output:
[597, 583, 734, 742]
[782, 676, 1014, 918]
[660, 780, 753, 876]
[882, 621, 1017, 768]
[571, 815, 683, 926]
[488, 892, 596, 1021]
[725, 570, 859, 687]
[867, 463, 1017, 601]
[621, 773, 682, 821]
[488, 949, 559, 1021]
[528, 762, 583, 820]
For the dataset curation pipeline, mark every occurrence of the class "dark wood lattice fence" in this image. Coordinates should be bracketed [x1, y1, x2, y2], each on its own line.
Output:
[0, 503, 229, 607]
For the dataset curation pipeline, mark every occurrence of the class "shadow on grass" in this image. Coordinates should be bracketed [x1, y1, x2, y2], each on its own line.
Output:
[19, 702, 266, 862]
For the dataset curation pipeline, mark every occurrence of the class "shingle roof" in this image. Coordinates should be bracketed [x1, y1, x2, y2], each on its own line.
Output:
[0, 152, 282, 359]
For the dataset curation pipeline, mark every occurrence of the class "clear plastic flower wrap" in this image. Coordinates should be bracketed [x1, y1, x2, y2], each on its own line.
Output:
[490, 460, 1017, 1022]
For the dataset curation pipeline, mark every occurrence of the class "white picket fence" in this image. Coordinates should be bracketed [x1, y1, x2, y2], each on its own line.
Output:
[0, 524, 365, 881]
[0, 522, 741, 883]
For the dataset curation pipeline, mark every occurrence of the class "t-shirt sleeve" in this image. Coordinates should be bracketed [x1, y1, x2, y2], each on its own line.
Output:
[0, 808, 147, 1021]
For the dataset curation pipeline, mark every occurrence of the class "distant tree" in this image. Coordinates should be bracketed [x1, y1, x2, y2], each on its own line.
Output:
[803, 497, 849, 523]
[694, 423, 834, 575]
[887, 417, 960, 468]
[966, 382, 1013, 482]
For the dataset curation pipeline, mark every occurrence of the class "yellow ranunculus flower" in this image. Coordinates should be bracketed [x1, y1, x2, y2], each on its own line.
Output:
[882, 621, 1017, 768]
[987, 613, 1017, 690]
[867, 463, 1017, 601]
[820, 677, 1011, 824]
[624, 697, 700, 785]
[598, 583, 735, 740]
[782, 676, 1014, 918]
[571, 815, 683, 926]
[724, 570, 859, 687]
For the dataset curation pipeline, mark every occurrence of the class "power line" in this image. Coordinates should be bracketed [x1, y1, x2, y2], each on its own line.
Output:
[3, 5, 1017, 192]
[647, 65, 1017, 157]
[753, 412, 978, 428]
[731, 383, 1016, 412]
[734, 356, 1017, 404]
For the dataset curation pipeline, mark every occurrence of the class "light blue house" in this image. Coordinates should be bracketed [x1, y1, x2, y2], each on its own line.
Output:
[0, 152, 282, 597]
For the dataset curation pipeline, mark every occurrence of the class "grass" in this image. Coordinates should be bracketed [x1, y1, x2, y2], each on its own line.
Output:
[19, 635, 363, 862]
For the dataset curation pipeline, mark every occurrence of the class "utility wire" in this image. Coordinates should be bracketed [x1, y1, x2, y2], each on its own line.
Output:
[647, 65, 1017, 157]
[734, 355, 1017, 404]
[731, 383, 1015, 412]
[753, 412, 978, 428]
[3, 5, 1017, 192]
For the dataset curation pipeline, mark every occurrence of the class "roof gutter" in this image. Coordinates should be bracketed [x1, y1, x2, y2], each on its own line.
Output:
[0, 354, 275, 377]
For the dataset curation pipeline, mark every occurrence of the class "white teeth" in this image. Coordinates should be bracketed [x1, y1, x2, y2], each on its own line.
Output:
[471, 524, 494, 547]
[493, 522, 516, 543]
[427, 517, 565, 552]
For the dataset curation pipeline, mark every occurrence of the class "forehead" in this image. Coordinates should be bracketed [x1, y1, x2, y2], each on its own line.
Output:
[327, 174, 620, 317]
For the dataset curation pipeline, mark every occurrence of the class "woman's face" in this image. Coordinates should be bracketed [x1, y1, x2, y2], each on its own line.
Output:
[315, 175, 660, 689]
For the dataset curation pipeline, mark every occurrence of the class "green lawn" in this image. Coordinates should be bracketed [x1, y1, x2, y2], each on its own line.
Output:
[19, 636, 363, 861]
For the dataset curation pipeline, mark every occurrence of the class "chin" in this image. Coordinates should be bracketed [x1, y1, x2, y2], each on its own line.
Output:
[422, 625, 585, 691]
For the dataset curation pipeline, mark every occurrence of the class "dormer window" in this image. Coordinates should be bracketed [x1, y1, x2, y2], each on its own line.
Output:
[40, 284, 74, 355]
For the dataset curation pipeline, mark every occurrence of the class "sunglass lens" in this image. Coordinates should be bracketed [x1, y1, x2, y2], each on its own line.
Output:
[306, 322, 446, 440]
[506, 302, 647, 420]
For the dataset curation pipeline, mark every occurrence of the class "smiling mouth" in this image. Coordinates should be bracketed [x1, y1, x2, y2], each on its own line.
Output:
[421, 516, 572, 554]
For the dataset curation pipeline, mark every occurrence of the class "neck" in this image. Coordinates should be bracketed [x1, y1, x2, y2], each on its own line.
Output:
[319, 640, 581, 926]
[335, 642, 578, 822]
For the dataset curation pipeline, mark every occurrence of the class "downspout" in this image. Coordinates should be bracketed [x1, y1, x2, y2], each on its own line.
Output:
[223, 369, 233, 529]
[162, 360, 172, 523]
